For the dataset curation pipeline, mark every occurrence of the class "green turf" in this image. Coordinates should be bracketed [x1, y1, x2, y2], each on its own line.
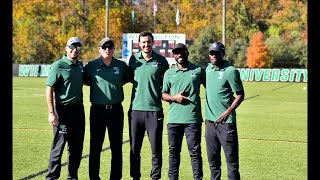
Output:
[13, 77, 307, 180]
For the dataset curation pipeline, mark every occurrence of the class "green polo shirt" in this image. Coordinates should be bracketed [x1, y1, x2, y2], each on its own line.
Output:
[205, 60, 243, 123]
[46, 55, 84, 105]
[129, 50, 169, 111]
[84, 57, 132, 104]
[162, 62, 206, 124]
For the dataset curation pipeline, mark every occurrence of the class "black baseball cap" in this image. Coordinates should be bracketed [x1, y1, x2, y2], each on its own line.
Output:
[172, 43, 188, 54]
[208, 42, 225, 52]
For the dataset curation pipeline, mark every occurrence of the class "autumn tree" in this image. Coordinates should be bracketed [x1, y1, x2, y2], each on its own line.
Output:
[12, 0, 307, 68]
[267, 0, 307, 36]
[246, 31, 272, 68]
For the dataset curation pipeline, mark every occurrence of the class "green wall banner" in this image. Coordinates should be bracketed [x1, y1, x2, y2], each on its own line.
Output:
[18, 64, 51, 77]
[15, 64, 307, 82]
[237, 68, 307, 82]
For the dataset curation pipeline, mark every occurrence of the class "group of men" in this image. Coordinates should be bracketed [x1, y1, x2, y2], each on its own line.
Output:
[45, 31, 245, 180]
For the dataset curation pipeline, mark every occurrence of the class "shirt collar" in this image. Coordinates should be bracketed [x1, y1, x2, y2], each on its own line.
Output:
[137, 50, 157, 62]
[209, 60, 229, 71]
[174, 62, 192, 72]
[62, 55, 79, 65]
[97, 56, 115, 67]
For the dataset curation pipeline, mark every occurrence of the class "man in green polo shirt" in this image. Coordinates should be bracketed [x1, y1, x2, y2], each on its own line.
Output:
[84, 37, 132, 180]
[45, 37, 85, 180]
[205, 42, 245, 180]
[128, 31, 169, 180]
[162, 43, 205, 180]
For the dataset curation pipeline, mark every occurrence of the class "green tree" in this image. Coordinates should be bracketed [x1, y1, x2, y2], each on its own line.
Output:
[188, 25, 218, 67]
[12, 0, 307, 68]
[265, 30, 307, 68]
[228, 38, 249, 67]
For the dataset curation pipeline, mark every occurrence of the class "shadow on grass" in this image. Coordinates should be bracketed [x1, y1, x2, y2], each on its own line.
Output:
[19, 139, 131, 180]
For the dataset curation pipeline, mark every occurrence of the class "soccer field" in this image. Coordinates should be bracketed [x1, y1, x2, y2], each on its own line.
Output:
[13, 77, 307, 180]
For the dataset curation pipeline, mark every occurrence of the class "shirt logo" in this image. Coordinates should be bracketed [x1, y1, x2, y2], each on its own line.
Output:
[190, 70, 196, 77]
[113, 67, 120, 74]
[152, 60, 159, 67]
[218, 72, 224, 79]
[79, 66, 84, 72]
[96, 69, 101, 72]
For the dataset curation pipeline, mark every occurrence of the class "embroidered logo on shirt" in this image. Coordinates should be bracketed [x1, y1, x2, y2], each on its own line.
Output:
[190, 70, 196, 77]
[152, 60, 159, 67]
[113, 67, 120, 74]
[218, 72, 224, 79]
[96, 69, 101, 72]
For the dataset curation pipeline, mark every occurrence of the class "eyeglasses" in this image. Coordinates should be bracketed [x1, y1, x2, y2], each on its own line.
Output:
[68, 45, 82, 51]
[209, 51, 220, 56]
[101, 45, 114, 50]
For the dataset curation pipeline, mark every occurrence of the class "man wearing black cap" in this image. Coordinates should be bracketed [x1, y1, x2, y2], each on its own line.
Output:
[128, 31, 169, 180]
[205, 42, 244, 180]
[162, 43, 205, 180]
[84, 37, 133, 180]
[46, 37, 85, 180]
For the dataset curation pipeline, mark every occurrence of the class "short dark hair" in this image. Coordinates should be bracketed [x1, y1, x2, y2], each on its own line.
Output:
[138, 31, 154, 42]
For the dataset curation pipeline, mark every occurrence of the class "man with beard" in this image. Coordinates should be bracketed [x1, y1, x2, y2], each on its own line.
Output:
[162, 43, 206, 180]
[45, 37, 85, 180]
[128, 31, 169, 180]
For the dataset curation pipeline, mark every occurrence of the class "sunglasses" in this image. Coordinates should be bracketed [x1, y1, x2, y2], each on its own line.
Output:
[101, 44, 114, 50]
[173, 50, 188, 55]
[68, 45, 82, 51]
[209, 51, 220, 56]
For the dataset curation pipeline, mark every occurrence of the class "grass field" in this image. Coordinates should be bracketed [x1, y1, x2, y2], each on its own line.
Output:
[13, 77, 307, 180]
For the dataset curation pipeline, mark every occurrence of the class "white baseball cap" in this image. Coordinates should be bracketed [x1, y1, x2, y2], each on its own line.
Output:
[67, 37, 82, 46]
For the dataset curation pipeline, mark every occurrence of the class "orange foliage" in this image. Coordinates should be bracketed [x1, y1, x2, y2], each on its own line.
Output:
[246, 31, 272, 68]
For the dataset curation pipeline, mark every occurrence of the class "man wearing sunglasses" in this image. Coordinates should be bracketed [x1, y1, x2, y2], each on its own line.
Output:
[84, 37, 133, 180]
[162, 43, 205, 180]
[45, 37, 85, 180]
[205, 42, 245, 180]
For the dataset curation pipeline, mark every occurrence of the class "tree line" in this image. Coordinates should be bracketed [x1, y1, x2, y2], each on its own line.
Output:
[13, 0, 307, 68]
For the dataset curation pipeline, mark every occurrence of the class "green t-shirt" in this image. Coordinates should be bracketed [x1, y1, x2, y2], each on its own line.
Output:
[84, 57, 132, 104]
[129, 50, 169, 111]
[46, 55, 84, 105]
[162, 62, 206, 124]
[205, 60, 244, 123]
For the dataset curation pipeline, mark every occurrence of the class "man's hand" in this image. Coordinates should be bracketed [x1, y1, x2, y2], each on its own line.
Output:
[48, 112, 59, 126]
[173, 89, 189, 103]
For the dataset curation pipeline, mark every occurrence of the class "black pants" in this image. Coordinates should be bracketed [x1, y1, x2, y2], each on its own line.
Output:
[205, 120, 240, 180]
[167, 123, 203, 180]
[89, 104, 124, 180]
[129, 110, 164, 179]
[46, 104, 85, 180]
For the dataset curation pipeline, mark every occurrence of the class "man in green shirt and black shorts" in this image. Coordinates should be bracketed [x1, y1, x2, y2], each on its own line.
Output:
[84, 37, 132, 180]
[128, 31, 169, 180]
[205, 42, 245, 180]
[162, 43, 205, 180]
[46, 37, 85, 180]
